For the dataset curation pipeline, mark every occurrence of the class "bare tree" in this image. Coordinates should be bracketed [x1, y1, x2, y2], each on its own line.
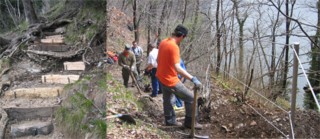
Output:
[22, 0, 39, 25]
[215, 0, 222, 75]
[232, 0, 248, 78]
[184, 0, 200, 62]
[157, 0, 169, 43]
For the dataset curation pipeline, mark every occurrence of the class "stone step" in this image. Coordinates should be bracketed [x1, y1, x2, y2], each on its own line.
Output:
[10, 120, 54, 138]
[63, 61, 85, 71]
[3, 86, 63, 99]
[42, 74, 80, 84]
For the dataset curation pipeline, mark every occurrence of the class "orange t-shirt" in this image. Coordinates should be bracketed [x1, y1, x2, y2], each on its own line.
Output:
[156, 38, 180, 87]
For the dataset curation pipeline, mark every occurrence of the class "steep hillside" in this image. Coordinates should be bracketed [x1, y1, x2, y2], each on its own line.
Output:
[105, 7, 320, 139]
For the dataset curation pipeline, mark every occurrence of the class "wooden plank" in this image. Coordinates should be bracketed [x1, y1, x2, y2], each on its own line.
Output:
[29, 44, 69, 52]
[4, 106, 58, 121]
[63, 61, 85, 71]
[45, 35, 63, 39]
[40, 38, 64, 44]
[42, 74, 80, 84]
[3, 86, 63, 99]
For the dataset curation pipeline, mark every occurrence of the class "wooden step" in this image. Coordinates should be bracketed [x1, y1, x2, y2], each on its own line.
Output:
[45, 35, 63, 39]
[10, 120, 53, 137]
[29, 44, 69, 52]
[42, 74, 80, 84]
[3, 86, 63, 99]
[4, 106, 58, 121]
[63, 61, 85, 71]
[40, 38, 64, 44]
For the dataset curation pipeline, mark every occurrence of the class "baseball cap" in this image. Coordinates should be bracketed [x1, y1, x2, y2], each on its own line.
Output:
[174, 24, 188, 36]
[125, 44, 131, 50]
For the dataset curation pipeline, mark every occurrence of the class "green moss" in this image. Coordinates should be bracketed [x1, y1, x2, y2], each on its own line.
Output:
[92, 119, 106, 138]
[46, 0, 67, 20]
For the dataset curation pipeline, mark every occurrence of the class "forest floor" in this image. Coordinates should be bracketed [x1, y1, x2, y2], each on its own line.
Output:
[106, 62, 320, 138]
[106, 7, 320, 139]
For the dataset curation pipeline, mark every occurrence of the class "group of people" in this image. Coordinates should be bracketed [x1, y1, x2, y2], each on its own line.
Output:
[118, 25, 203, 129]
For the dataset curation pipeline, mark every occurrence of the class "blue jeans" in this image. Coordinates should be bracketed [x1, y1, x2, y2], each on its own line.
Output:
[175, 96, 183, 107]
[161, 82, 198, 125]
[151, 68, 159, 96]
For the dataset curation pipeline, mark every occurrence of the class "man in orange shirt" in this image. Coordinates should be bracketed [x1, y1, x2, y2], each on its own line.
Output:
[156, 25, 203, 129]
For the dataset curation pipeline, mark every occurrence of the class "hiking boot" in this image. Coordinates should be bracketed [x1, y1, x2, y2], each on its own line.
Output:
[165, 116, 181, 127]
[184, 122, 203, 130]
[166, 121, 182, 127]
[184, 116, 203, 130]
[150, 94, 157, 97]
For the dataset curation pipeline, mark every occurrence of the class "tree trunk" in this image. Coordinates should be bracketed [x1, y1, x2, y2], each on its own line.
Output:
[215, 0, 221, 75]
[228, 6, 236, 79]
[132, 0, 139, 43]
[105, 0, 108, 52]
[233, 0, 247, 79]
[269, 2, 281, 99]
[184, 0, 199, 62]
[182, 0, 188, 24]
[281, 0, 291, 97]
[22, 0, 39, 25]
[158, 0, 169, 43]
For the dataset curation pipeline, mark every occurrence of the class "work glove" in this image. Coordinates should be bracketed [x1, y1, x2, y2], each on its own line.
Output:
[130, 66, 136, 72]
[123, 65, 130, 70]
[191, 76, 202, 89]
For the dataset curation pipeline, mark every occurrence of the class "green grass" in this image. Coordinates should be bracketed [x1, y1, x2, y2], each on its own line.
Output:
[56, 72, 107, 138]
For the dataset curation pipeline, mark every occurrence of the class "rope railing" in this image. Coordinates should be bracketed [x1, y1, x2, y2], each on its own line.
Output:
[288, 112, 295, 139]
[290, 44, 320, 111]
[208, 42, 320, 138]
[247, 104, 289, 138]
[214, 65, 288, 112]
[211, 63, 290, 138]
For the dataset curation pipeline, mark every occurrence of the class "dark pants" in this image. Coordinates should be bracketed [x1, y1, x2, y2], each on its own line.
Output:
[122, 68, 138, 88]
[136, 63, 141, 75]
[161, 82, 198, 125]
[151, 68, 160, 96]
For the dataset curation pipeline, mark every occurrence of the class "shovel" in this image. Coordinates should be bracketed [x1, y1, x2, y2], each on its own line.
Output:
[130, 71, 142, 95]
[178, 87, 209, 139]
[107, 109, 136, 125]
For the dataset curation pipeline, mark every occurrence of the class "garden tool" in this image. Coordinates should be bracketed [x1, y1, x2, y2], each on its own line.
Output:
[177, 87, 209, 139]
[130, 71, 142, 95]
[107, 109, 136, 125]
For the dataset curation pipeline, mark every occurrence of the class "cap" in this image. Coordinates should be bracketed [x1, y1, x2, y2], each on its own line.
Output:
[125, 44, 131, 50]
[174, 24, 188, 36]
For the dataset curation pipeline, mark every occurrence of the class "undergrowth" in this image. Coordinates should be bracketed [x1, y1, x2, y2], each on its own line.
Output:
[56, 73, 106, 138]
[106, 72, 171, 138]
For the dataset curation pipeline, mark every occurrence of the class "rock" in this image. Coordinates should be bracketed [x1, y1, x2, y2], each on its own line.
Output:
[235, 123, 244, 129]
[10, 121, 53, 137]
[221, 125, 231, 132]
[250, 120, 257, 126]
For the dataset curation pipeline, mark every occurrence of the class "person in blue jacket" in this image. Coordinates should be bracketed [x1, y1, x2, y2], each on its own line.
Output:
[174, 59, 186, 109]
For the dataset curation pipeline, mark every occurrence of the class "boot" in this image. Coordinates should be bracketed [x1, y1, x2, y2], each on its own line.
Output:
[184, 116, 203, 130]
[165, 116, 182, 126]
